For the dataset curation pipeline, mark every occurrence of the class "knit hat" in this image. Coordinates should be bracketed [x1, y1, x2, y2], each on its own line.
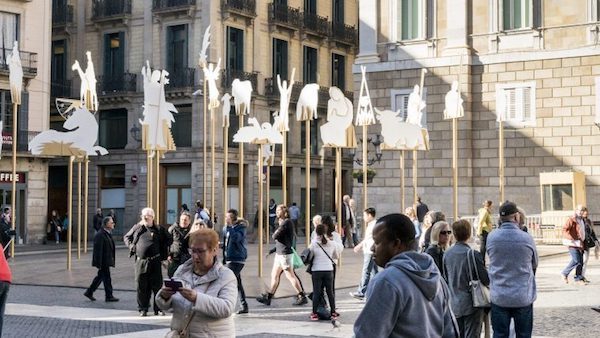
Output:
[499, 201, 518, 216]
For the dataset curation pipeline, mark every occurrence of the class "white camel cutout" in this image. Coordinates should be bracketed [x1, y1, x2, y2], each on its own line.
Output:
[140, 61, 177, 151]
[233, 117, 283, 145]
[72, 51, 98, 111]
[222, 93, 231, 128]
[296, 83, 319, 121]
[375, 108, 429, 151]
[231, 79, 252, 116]
[444, 80, 464, 120]
[203, 59, 221, 110]
[407, 84, 426, 126]
[8, 41, 23, 105]
[29, 106, 108, 156]
[355, 66, 375, 126]
[274, 68, 295, 132]
[198, 25, 211, 67]
[321, 87, 356, 148]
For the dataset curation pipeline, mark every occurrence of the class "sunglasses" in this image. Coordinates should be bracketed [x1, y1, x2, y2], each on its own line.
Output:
[440, 231, 452, 235]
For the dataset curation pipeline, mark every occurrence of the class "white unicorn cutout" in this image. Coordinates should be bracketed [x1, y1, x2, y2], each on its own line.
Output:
[8, 41, 23, 105]
[29, 107, 108, 156]
[72, 51, 98, 111]
[375, 108, 429, 151]
[140, 61, 177, 152]
[296, 83, 319, 121]
[231, 79, 252, 116]
[320, 87, 356, 148]
[233, 117, 283, 145]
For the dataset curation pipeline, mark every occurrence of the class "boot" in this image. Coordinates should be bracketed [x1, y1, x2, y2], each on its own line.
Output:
[293, 292, 308, 306]
[256, 293, 272, 306]
[237, 300, 249, 314]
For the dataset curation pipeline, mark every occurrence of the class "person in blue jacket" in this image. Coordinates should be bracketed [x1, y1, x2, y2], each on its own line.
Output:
[224, 208, 249, 314]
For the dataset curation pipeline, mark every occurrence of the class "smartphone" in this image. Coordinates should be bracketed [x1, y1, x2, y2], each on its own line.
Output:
[164, 279, 183, 291]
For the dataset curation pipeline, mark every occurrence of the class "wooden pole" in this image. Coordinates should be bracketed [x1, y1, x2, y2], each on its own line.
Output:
[362, 125, 368, 217]
[282, 132, 287, 206]
[156, 151, 160, 223]
[223, 124, 228, 232]
[453, 117, 458, 221]
[77, 159, 82, 259]
[239, 114, 245, 218]
[67, 156, 74, 270]
[413, 150, 418, 206]
[203, 79, 207, 205]
[211, 108, 215, 228]
[257, 144, 264, 277]
[84, 156, 89, 253]
[305, 119, 311, 247]
[10, 102, 17, 257]
[336, 148, 343, 267]
[266, 164, 271, 245]
[499, 121, 505, 203]
[147, 152, 152, 209]
[400, 150, 405, 211]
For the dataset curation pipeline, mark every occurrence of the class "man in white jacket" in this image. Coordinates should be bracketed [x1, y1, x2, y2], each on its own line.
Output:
[350, 207, 378, 300]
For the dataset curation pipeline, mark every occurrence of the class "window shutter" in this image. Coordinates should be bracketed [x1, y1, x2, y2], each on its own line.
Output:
[521, 86, 531, 121]
[17, 91, 28, 152]
[116, 31, 125, 75]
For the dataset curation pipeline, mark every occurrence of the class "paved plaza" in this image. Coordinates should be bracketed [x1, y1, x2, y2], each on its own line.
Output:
[2, 240, 600, 337]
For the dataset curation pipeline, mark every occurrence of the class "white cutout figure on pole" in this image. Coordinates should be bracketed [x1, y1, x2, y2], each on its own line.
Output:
[355, 66, 375, 126]
[376, 108, 429, 151]
[233, 117, 283, 145]
[222, 93, 231, 128]
[7, 41, 23, 105]
[444, 80, 464, 120]
[72, 51, 98, 111]
[275, 69, 296, 131]
[140, 61, 177, 151]
[406, 84, 426, 126]
[321, 87, 356, 148]
[231, 79, 252, 116]
[203, 59, 221, 110]
[257, 143, 276, 166]
[296, 84, 319, 121]
[29, 106, 108, 156]
[198, 25, 211, 67]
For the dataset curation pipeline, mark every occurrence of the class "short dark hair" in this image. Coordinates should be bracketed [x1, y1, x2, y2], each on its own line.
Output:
[364, 207, 376, 217]
[452, 219, 471, 242]
[227, 209, 238, 219]
[375, 213, 415, 246]
[102, 216, 113, 228]
[196, 200, 204, 209]
[322, 215, 335, 236]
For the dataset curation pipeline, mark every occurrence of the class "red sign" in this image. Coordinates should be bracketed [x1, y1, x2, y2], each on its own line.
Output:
[0, 172, 26, 183]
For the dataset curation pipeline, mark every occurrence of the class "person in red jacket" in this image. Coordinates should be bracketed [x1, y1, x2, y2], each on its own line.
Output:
[562, 206, 586, 285]
[0, 243, 12, 336]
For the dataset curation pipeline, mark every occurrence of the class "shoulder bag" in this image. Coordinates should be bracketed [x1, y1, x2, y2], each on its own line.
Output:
[316, 242, 337, 276]
[467, 249, 490, 308]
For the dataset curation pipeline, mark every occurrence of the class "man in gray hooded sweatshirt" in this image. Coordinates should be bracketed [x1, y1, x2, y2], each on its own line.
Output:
[354, 213, 458, 338]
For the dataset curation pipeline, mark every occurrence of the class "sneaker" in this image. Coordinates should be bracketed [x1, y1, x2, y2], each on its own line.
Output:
[575, 279, 588, 286]
[293, 294, 308, 306]
[582, 277, 591, 283]
[310, 313, 319, 321]
[154, 310, 166, 316]
[561, 274, 569, 284]
[83, 291, 96, 301]
[349, 292, 364, 300]
[592, 306, 600, 313]
[139, 310, 148, 317]
[256, 293, 272, 306]
[331, 311, 340, 319]
[105, 296, 119, 302]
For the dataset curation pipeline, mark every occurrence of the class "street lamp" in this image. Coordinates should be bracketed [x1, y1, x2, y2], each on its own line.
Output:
[351, 134, 383, 166]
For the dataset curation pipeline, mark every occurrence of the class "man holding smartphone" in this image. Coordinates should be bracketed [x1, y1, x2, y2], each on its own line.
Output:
[224, 209, 249, 314]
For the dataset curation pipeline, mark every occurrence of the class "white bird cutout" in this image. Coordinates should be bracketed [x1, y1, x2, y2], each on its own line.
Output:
[233, 118, 283, 145]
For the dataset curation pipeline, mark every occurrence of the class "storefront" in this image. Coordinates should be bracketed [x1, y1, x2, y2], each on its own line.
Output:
[0, 171, 27, 244]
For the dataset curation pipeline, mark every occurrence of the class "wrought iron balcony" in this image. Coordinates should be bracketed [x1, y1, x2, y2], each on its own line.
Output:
[92, 0, 132, 21]
[51, 79, 72, 98]
[221, 0, 256, 19]
[167, 67, 195, 89]
[302, 12, 329, 37]
[0, 48, 38, 76]
[221, 69, 258, 91]
[52, 4, 74, 26]
[268, 3, 301, 30]
[152, 0, 196, 13]
[330, 22, 358, 47]
[98, 72, 137, 94]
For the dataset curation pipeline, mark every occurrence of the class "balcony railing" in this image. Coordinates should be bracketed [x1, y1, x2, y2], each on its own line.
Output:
[0, 48, 38, 75]
[98, 72, 137, 93]
[92, 0, 132, 21]
[52, 4, 74, 26]
[268, 3, 301, 29]
[221, 69, 258, 90]
[167, 67, 195, 89]
[330, 22, 358, 47]
[221, 0, 256, 18]
[51, 79, 72, 98]
[152, 0, 196, 11]
[302, 12, 329, 37]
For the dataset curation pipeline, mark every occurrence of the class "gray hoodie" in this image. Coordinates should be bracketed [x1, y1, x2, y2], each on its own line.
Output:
[354, 251, 458, 338]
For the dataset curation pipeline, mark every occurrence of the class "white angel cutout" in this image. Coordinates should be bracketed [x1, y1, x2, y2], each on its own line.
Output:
[444, 81, 464, 120]
[233, 117, 283, 145]
[406, 84, 426, 126]
[376, 108, 429, 151]
[232, 79, 252, 116]
[7, 41, 23, 105]
[320, 87, 356, 148]
[222, 93, 231, 128]
[139, 61, 177, 151]
[355, 66, 375, 126]
[72, 51, 98, 111]
[274, 69, 295, 132]
[296, 83, 319, 121]
[198, 25, 211, 67]
[203, 59, 221, 110]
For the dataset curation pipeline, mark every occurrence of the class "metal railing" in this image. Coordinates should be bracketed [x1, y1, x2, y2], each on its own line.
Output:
[221, 0, 256, 17]
[330, 22, 357, 46]
[98, 72, 137, 93]
[52, 4, 74, 26]
[167, 67, 195, 89]
[302, 12, 329, 37]
[221, 69, 258, 90]
[51, 79, 72, 98]
[92, 0, 132, 20]
[0, 48, 38, 75]
[152, 0, 196, 11]
[268, 3, 301, 28]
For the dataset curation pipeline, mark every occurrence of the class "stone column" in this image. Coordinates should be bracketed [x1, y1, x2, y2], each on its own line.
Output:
[355, 0, 380, 64]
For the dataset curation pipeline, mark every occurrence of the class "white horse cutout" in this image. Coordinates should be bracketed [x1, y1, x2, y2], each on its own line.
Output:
[232, 79, 252, 116]
[375, 108, 429, 151]
[233, 117, 283, 145]
[8, 41, 23, 105]
[296, 83, 319, 121]
[29, 106, 108, 156]
[320, 87, 356, 148]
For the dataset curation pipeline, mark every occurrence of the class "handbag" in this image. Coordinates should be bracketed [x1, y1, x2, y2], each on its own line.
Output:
[467, 249, 490, 308]
[291, 248, 305, 270]
[164, 312, 195, 338]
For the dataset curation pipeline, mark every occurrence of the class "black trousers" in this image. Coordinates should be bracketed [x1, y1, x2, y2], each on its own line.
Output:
[88, 266, 113, 298]
[479, 231, 489, 259]
[311, 270, 335, 314]
[135, 258, 162, 312]
[227, 262, 247, 306]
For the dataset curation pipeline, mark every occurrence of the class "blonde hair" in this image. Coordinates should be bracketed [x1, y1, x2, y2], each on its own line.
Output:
[430, 221, 451, 250]
[404, 207, 416, 219]
[312, 215, 322, 226]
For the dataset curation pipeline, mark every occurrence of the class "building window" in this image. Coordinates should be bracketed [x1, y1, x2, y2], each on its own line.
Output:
[103, 32, 125, 78]
[167, 24, 188, 73]
[227, 27, 244, 71]
[273, 38, 288, 80]
[503, 0, 531, 30]
[390, 88, 428, 126]
[172, 104, 192, 147]
[305, 0, 316, 14]
[303, 46, 318, 83]
[51, 40, 68, 98]
[496, 82, 536, 127]
[331, 54, 345, 90]
[0, 11, 19, 54]
[396, 0, 423, 40]
[228, 108, 240, 148]
[0, 90, 14, 136]
[301, 117, 319, 155]
[332, 0, 344, 24]
[99, 165, 125, 233]
[165, 165, 192, 225]
[100, 165, 125, 187]
[99, 108, 127, 149]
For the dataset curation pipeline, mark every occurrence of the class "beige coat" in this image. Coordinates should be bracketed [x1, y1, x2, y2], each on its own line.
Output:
[156, 259, 237, 338]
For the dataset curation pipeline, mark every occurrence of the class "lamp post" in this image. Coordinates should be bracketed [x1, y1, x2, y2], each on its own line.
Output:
[350, 134, 383, 167]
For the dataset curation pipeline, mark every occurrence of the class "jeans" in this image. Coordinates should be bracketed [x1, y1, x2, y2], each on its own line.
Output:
[490, 303, 533, 338]
[479, 231, 489, 259]
[457, 309, 483, 338]
[87, 266, 113, 298]
[561, 247, 583, 280]
[0, 281, 9, 336]
[227, 262, 247, 306]
[356, 253, 378, 296]
[311, 270, 335, 314]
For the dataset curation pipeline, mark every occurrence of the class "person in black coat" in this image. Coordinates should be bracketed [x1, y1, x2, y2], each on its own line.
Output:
[84, 216, 119, 302]
[167, 211, 192, 277]
[93, 209, 103, 232]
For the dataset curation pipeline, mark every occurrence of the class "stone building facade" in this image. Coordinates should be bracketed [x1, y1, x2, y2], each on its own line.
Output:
[354, 0, 600, 218]
[49, 0, 357, 238]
